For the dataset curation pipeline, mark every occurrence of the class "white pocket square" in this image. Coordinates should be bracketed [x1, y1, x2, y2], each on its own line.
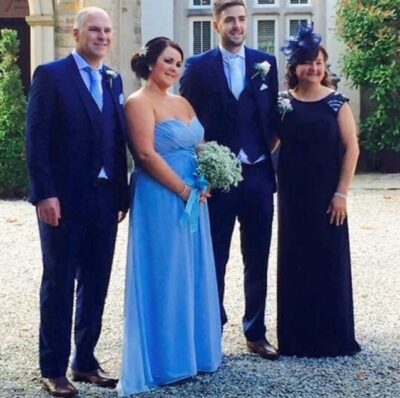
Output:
[260, 83, 268, 91]
[119, 93, 125, 105]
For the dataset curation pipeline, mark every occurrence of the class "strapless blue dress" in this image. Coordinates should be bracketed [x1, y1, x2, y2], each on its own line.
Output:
[117, 118, 222, 396]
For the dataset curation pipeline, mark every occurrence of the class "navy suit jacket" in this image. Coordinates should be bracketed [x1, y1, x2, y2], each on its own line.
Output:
[180, 47, 278, 160]
[26, 54, 129, 215]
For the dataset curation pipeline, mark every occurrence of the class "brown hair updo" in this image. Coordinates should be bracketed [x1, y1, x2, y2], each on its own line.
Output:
[130, 36, 184, 80]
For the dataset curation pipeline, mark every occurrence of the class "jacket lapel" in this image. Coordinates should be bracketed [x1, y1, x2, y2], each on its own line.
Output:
[244, 48, 268, 109]
[102, 68, 126, 137]
[244, 49, 274, 138]
[210, 48, 232, 108]
[244, 47, 258, 93]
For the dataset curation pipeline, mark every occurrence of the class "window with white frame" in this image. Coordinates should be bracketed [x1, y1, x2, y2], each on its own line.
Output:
[256, 19, 276, 55]
[289, 0, 309, 4]
[192, 0, 211, 6]
[289, 18, 309, 36]
[191, 19, 213, 55]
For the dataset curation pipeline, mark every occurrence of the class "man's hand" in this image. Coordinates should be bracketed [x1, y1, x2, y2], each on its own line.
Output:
[118, 211, 127, 223]
[37, 197, 61, 226]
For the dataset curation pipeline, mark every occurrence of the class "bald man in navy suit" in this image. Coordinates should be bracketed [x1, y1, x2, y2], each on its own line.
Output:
[26, 7, 128, 397]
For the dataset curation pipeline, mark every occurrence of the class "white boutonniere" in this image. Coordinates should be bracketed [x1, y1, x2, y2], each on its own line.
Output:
[251, 61, 271, 83]
[277, 91, 293, 121]
[105, 69, 118, 88]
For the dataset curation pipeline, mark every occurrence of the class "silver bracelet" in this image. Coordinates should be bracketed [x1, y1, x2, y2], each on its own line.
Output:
[178, 184, 189, 197]
[334, 192, 347, 199]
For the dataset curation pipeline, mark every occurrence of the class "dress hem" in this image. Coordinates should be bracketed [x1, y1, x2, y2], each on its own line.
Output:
[117, 367, 220, 397]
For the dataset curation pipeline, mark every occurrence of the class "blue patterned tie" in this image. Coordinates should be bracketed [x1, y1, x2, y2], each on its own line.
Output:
[84, 66, 103, 111]
[229, 56, 243, 100]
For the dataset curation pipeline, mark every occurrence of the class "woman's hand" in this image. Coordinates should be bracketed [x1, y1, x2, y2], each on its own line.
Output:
[199, 189, 211, 204]
[327, 194, 347, 226]
[179, 186, 211, 204]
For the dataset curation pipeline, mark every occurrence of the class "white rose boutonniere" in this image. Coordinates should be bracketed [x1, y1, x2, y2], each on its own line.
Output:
[277, 91, 293, 121]
[251, 60, 271, 83]
[105, 69, 118, 88]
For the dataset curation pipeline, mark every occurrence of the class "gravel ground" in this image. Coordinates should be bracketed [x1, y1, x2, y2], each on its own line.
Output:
[0, 173, 399, 398]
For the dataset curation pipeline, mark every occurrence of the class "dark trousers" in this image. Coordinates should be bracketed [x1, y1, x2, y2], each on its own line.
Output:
[38, 182, 119, 378]
[208, 161, 274, 341]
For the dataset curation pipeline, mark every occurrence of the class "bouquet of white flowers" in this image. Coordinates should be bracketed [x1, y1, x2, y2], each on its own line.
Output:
[196, 141, 243, 191]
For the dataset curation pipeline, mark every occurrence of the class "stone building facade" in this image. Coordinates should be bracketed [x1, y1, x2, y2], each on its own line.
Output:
[0, 0, 141, 95]
[141, 0, 360, 121]
[1, 0, 359, 119]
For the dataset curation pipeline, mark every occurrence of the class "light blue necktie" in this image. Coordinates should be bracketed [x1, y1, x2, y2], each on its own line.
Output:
[84, 66, 103, 111]
[229, 55, 243, 100]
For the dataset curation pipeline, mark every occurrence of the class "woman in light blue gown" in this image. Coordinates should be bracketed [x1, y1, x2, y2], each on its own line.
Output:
[117, 37, 222, 397]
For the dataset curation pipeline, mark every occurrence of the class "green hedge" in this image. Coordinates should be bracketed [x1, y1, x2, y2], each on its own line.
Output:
[0, 29, 27, 198]
[337, 0, 400, 152]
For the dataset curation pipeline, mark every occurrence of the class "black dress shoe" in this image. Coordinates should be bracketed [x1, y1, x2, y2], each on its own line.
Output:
[246, 339, 280, 360]
[41, 377, 78, 397]
[71, 368, 118, 388]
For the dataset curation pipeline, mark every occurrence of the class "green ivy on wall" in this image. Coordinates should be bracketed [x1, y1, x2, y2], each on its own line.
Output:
[337, 0, 400, 152]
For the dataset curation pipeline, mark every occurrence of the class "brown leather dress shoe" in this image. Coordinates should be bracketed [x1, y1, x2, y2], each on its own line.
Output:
[71, 368, 118, 388]
[41, 377, 78, 397]
[246, 339, 280, 360]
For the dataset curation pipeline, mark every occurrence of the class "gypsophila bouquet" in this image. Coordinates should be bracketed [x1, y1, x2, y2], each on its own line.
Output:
[196, 141, 243, 192]
[277, 91, 293, 120]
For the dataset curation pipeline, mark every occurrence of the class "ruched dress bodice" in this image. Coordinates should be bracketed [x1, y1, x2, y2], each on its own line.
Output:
[154, 117, 203, 155]
[134, 117, 203, 189]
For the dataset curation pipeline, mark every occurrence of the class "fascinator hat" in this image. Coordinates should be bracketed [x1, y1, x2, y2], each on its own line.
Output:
[281, 23, 322, 66]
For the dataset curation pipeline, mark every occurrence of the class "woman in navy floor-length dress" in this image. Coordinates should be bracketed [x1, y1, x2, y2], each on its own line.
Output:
[276, 26, 361, 357]
[117, 37, 221, 397]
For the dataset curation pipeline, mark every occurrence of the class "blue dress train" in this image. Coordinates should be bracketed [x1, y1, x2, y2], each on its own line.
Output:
[117, 118, 222, 396]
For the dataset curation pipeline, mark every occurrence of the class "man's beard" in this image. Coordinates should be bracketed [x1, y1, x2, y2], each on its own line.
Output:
[223, 33, 245, 48]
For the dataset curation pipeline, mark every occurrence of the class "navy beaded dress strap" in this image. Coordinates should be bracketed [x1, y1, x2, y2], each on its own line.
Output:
[326, 91, 349, 115]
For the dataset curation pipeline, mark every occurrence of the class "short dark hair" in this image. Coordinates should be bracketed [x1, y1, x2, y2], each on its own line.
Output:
[130, 37, 184, 80]
[213, 0, 246, 20]
[285, 45, 334, 89]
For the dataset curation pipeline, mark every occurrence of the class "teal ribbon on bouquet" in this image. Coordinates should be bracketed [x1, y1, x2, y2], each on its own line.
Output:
[180, 174, 208, 233]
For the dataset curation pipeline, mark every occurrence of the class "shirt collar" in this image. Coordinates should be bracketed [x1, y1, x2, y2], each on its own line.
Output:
[219, 44, 245, 62]
[72, 49, 103, 71]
